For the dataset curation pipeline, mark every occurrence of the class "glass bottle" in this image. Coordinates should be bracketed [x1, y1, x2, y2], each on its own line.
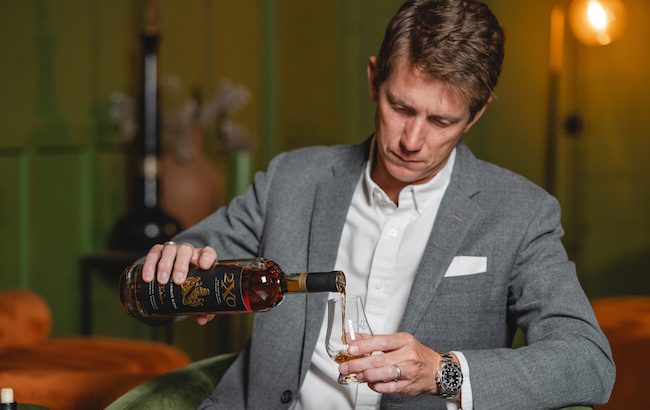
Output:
[119, 258, 345, 324]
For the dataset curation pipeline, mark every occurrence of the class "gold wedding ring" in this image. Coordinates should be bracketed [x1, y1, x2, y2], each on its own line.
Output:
[164, 241, 177, 246]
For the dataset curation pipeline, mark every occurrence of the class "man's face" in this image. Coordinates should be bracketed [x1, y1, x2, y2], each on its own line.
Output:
[368, 56, 487, 195]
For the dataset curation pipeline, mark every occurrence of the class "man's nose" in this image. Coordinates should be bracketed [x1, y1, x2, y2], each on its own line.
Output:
[400, 118, 426, 152]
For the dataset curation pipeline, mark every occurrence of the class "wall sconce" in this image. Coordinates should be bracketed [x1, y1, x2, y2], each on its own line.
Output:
[544, 0, 626, 194]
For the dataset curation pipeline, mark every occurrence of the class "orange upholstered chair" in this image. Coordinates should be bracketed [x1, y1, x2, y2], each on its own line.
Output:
[591, 296, 650, 410]
[0, 289, 190, 410]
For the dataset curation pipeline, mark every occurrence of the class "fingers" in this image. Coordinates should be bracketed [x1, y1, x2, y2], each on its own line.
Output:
[141, 242, 218, 285]
[195, 246, 218, 270]
[345, 355, 431, 396]
[341, 355, 410, 394]
[171, 243, 195, 284]
[356, 362, 405, 384]
[348, 332, 414, 356]
[156, 242, 182, 284]
[340, 349, 393, 376]
[366, 361, 433, 396]
[142, 244, 164, 282]
[339, 333, 440, 396]
[196, 314, 216, 326]
[368, 378, 410, 395]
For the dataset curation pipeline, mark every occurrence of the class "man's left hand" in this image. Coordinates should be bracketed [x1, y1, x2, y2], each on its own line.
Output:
[339, 332, 445, 396]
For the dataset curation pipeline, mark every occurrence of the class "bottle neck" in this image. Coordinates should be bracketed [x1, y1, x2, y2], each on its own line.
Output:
[284, 273, 308, 293]
[283, 271, 346, 293]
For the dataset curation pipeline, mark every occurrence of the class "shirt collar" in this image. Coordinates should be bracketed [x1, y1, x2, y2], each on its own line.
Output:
[363, 138, 456, 214]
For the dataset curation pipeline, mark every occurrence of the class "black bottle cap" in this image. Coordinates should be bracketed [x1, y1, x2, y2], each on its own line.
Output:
[305, 271, 346, 292]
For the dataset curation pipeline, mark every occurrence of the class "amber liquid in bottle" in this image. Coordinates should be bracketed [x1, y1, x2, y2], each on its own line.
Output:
[119, 258, 345, 323]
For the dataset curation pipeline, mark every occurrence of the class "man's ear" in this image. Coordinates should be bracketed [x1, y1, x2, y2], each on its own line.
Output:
[463, 96, 493, 133]
[367, 56, 379, 102]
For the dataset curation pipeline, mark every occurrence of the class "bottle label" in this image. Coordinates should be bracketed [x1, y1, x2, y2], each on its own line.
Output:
[141, 265, 250, 314]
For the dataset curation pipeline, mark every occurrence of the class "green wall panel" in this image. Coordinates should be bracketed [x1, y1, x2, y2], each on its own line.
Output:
[0, 2, 38, 149]
[160, 1, 209, 89]
[0, 154, 24, 288]
[29, 149, 84, 335]
[93, 148, 129, 249]
[210, 1, 261, 145]
[93, 0, 134, 99]
[352, 0, 404, 143]
[277, 0, 343, 150]
[466, 0, 550, 184]
[272, 0, 405, 152]
[339, 0, 404, 145]
[47, 0, 94, 140]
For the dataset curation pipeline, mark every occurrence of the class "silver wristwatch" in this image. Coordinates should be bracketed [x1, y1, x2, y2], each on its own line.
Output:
[435, 352, 463, 398]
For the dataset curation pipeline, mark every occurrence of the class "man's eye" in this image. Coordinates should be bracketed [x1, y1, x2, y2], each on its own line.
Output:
[430, 118, 451, 128]
[394, 105, 412, 115]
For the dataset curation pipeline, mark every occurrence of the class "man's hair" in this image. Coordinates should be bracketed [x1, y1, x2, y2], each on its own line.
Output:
[375, 0, 505, 117]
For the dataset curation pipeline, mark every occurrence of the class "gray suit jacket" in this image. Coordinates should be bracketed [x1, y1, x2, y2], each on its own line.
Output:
[181, 139, 614, 410]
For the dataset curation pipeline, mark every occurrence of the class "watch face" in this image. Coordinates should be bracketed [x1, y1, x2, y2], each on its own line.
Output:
[440, 362, 463, 395]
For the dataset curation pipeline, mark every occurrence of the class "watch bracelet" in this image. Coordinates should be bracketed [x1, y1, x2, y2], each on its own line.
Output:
[435, 352, 463, 399]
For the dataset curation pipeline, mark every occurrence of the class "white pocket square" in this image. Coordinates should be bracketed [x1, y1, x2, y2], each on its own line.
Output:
[444, 256, 487, 277]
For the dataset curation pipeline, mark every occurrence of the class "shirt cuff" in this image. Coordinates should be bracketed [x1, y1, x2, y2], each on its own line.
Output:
[447, 351, 472, 410]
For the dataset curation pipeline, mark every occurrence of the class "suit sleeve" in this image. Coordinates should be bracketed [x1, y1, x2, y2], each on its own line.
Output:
[174, 153, 287, 409]
[461, 195, 615, 409]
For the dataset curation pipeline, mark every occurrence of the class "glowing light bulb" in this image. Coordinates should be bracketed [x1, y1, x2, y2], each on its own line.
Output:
[587, 1, 608, 30]
[568, 0, 626, 46]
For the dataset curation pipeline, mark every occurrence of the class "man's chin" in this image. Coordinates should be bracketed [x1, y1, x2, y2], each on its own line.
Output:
[387, 170, 427, 185]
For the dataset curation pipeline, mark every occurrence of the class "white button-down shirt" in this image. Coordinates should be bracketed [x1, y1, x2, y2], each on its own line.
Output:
[292, 147, 472, 409]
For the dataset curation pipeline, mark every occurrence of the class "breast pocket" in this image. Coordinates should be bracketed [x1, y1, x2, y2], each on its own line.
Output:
[437, 270, 494, 294]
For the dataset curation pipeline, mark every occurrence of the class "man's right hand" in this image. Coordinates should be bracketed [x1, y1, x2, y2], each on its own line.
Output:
[141, 241, 219, 325]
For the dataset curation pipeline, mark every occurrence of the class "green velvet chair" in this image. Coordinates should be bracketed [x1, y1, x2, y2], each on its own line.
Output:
[106, 353, 237, 409]
[106, 352, 592, 409]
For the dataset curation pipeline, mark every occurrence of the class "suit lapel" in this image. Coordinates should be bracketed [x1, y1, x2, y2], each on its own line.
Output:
[399, 142, 483, 333]
[299, 141, 369, 381]
[294, 140, 482, 376]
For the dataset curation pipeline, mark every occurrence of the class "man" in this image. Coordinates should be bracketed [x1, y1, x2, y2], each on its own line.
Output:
[142, 0, 615, 408]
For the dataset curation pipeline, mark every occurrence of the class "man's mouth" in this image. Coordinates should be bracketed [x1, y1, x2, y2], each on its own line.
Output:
[392, 151, 421, 164]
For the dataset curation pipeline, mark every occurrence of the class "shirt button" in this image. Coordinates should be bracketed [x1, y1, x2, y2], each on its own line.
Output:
[374, 282, 383, 290]
[387, 228, 398, 237]
[280, 390, 293, 404]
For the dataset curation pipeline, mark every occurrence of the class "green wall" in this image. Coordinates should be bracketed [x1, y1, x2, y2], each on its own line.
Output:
[0, 0, 134, 334]
[0, 0, 265, 356]
[1, 0, 648, 360]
